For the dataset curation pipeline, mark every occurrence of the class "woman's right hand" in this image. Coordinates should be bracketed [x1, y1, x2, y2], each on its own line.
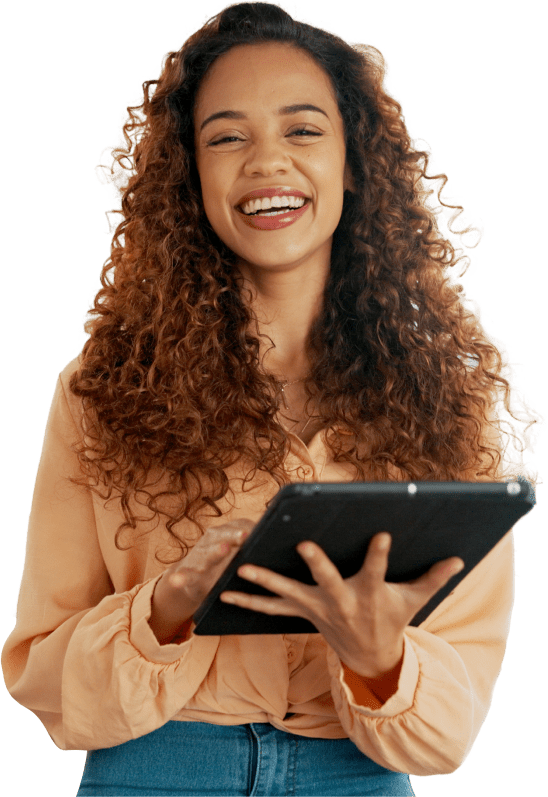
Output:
[148, 519, 256, 644]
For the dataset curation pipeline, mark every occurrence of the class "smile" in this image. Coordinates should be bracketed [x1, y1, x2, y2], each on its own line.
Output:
[236, 188, 310, 230]
[233, 187, 311, 229]
[237, 200, 310, 231]
[240, 195, 306, 216]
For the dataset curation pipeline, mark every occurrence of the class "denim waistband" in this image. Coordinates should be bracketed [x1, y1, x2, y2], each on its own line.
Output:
[76, 719, 415, 796]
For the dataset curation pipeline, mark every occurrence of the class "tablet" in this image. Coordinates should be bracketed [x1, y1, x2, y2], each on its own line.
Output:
[192, 478, 535, 635]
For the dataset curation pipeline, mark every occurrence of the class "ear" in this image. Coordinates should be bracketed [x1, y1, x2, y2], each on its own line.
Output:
[343, 161, 356, 193]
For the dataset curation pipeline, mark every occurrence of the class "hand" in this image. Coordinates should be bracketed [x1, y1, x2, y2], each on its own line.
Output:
[149, 518, 255, 643]
[220, 532, 464, 678]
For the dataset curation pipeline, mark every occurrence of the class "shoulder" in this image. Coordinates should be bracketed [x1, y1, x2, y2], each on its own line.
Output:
[56, 351, 85, 430]
[59, 351, 83, 387]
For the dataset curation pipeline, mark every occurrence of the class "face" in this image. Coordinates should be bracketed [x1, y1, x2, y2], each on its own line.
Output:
[194, 42, 352, 276]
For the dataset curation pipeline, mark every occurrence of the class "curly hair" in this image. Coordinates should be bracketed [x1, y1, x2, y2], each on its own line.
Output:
[68, 1, 537, 562]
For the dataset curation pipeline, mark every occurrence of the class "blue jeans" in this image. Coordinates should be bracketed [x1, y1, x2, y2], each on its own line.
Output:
[76, 720, 415, 796]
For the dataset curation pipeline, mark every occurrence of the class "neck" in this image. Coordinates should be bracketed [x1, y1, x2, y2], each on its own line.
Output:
[236, 256, 329, 380]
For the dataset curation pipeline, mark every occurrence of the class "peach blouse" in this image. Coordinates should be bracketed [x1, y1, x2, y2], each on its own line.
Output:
[1, 355, 514, 776]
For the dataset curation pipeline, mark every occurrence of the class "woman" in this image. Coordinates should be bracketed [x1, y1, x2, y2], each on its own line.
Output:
[1, 3, 536, 796]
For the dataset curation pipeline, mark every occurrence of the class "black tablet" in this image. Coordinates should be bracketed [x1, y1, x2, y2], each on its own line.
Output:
[192, 478, 535, 635]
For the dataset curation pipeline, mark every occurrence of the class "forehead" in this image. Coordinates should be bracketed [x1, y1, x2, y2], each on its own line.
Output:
[194, 42, 339, 120]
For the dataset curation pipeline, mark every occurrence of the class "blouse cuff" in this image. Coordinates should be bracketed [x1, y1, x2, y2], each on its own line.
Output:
[129, 575, 196, 665]
[328, 632, 420, 717]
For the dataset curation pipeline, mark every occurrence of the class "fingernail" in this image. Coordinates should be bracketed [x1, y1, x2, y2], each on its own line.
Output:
[220, 542, 230, 555]
[450, 562, 465, 576]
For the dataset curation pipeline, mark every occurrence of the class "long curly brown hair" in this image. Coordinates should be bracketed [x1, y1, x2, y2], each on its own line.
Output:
[68, 2, 537, 561]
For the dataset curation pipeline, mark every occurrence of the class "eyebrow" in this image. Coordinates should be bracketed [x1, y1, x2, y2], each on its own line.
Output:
[199, 103, 329, 132]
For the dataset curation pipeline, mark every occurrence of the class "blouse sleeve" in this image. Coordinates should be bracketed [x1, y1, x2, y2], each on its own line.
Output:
[1, 374, 220, 751]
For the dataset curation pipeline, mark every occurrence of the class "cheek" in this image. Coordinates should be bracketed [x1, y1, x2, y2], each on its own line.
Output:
[201, 192, 236, 249]
[320, 161, 346, 211]
[196, 155, 219, 208]
[314, 153, 346, 195]
[203, 207, 226, 246]
[199, 177, 226, 228]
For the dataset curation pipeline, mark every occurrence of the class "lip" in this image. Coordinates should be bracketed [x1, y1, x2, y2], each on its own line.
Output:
[238, 201, 310, 231]
[234, 186, 308, 209]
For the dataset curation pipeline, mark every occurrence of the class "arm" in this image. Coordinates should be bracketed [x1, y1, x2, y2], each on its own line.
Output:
[328, 529, 514, 775]
[328, 415, 515, 773]
[1, 369, 219, 750]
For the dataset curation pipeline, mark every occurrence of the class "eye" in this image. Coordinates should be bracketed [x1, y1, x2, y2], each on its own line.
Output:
[289, 127, 322, 138]
[207, 135, 244, 147]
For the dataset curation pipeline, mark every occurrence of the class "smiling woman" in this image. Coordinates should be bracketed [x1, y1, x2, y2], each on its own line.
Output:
[1, 2, 537, 797]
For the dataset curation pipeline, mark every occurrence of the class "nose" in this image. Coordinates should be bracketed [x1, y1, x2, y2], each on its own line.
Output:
[243, 137, 291, 177]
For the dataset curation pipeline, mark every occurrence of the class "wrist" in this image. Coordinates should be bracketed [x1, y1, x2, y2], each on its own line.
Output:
[341, 650, 404, 706]
[148, 573, 196, 645]
[341, 636, 404, 680]
[340, 635, 405, 700]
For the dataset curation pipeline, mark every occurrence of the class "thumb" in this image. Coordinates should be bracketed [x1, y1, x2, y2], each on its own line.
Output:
[411, 557, 465, 599]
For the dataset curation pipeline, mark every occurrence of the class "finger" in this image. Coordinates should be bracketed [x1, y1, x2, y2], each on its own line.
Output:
[205, 519, 255, 542]
[236, 564, 308, 600]
[216, 527, 251, 554]
[169, 529, 251, 587]
[297, 541, 346, 596]
[203, 532, 245, 561]
[409, 557, 465, 599]
[359, 532, 391, 587]
[220, 590, 302, 616]
[201, 524, 253, 557]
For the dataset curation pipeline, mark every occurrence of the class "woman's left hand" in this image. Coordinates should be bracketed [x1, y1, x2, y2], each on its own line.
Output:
[220, 532, 464, 678]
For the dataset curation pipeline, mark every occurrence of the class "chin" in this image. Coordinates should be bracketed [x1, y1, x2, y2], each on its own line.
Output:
[235, 235, 333, 270]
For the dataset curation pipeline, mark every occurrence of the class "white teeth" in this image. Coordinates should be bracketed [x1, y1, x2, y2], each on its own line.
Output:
[240, 195, 306, 215]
